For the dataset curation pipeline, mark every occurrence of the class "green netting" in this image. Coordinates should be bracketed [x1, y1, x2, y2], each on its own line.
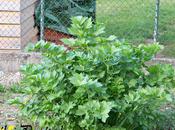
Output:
[36, 0, 96, 34]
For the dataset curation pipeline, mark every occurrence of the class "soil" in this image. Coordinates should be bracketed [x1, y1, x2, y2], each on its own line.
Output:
[0, 72, 21, 126]
[44, 28, 72, 45]
[0, 93, 19, 125]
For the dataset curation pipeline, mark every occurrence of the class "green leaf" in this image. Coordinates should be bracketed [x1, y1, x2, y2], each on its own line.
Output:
[69, 73, 88, 86]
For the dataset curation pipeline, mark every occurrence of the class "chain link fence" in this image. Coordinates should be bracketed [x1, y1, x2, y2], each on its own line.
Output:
[0, 0, 175, 57]
[159, 0, 175, 42]
[38, 0, 175, 57]
[0, 0, 38, 50]
[36, 0, 96, 45]
[38, 0, 158, 43]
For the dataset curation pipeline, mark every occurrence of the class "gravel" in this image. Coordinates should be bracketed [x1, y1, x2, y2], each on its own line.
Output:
[0, 72, 21, 87]
[0, 72, 22, 125]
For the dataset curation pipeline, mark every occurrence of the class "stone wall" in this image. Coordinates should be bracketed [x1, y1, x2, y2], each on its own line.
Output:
[0, 52, 41, 73]
[152, 58, 175, 66]
[0, 52, 41, 86]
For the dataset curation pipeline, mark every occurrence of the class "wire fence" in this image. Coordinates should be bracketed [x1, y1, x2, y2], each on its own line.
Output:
[0, 0, 38, 50]
[0, 0, 175, 57]
[38, 0, 175, 57]
[37, 0, 96, 44]
[39, 0, 157, 44]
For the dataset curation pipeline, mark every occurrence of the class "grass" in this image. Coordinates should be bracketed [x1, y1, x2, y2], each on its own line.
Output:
[96, 0, 175, 57]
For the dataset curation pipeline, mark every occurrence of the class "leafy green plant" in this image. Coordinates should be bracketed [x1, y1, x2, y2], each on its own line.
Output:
[0, 84, 5, 93]
[10, 84, 24, 94]
[11, 17, 175, 130]
[155, 93, 175, 129]
[156, 107, 175, 129]
[35, 0, 95, 34]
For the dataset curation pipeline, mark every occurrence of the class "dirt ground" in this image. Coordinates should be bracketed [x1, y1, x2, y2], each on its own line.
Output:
[0, 93, 19, 126]
[0, 72, 21, 126]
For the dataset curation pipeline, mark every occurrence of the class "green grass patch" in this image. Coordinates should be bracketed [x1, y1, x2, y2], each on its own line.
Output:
[96, 0, 175, 57]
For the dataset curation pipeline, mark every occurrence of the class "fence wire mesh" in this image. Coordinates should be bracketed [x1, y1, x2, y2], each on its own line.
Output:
[159, 0, 175, 41]
[39, 0, 158, 44]
[38, 0, 175, 57]
[0, 0, 175, 57]
[36, 0, 96, 44]
[0, 0, 38, 50]
[158, 0, 175, 57]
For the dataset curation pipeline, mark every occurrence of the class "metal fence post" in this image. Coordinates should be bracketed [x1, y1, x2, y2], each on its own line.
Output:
[40, 0, 45, 40]
[92, 0, 96, 23]
[153, 0, 160, 42]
